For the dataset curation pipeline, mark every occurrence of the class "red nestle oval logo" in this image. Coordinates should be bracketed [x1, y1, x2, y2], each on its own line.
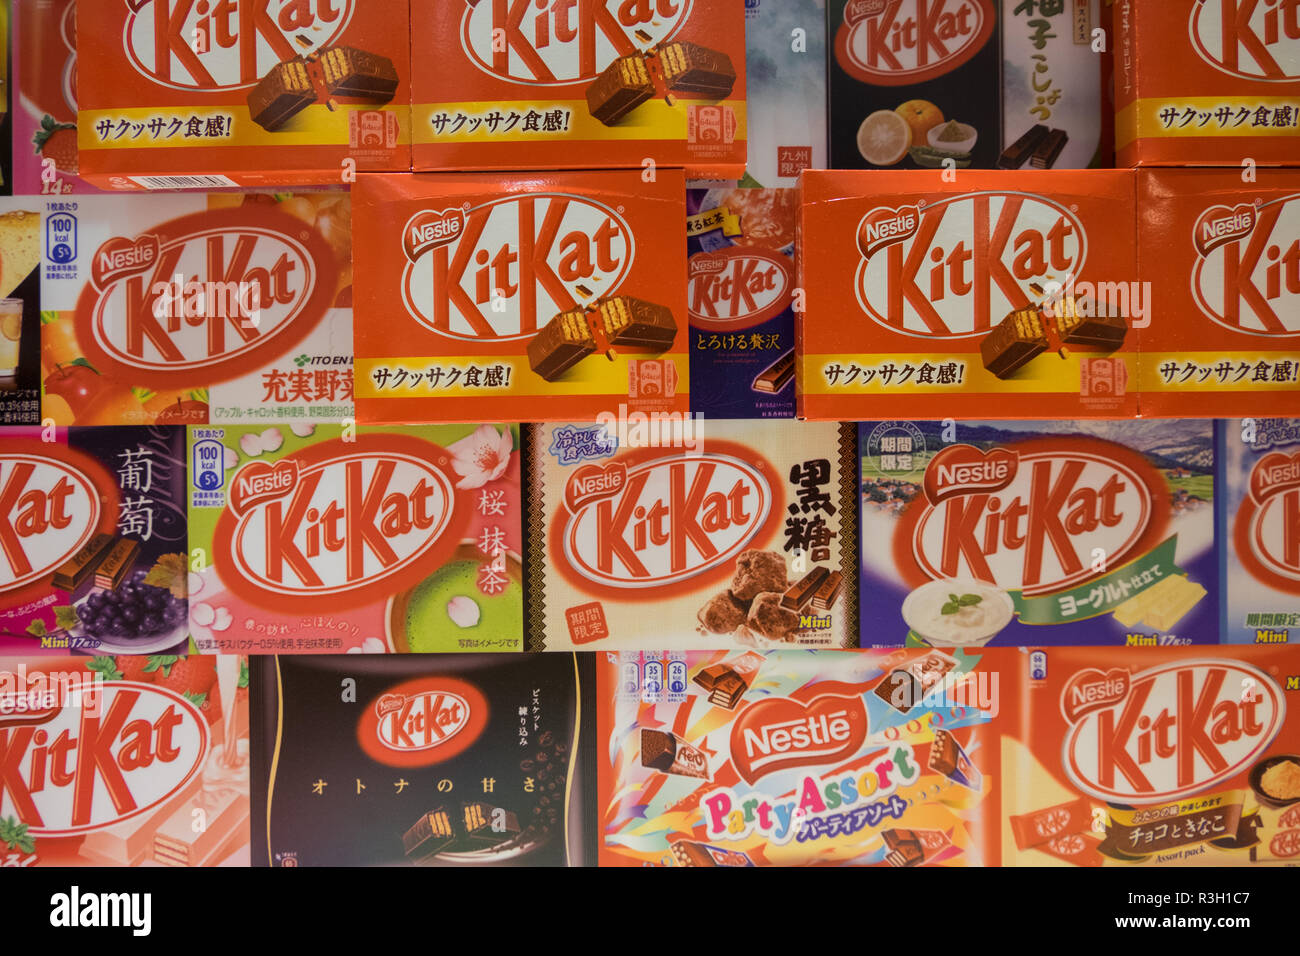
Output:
[688, 247, 792, 331]
[1192, 194, 1300, 337]
[73, 206, 340, 390]
[1234, 450, 1300, 594]
[403, 208, 466, 262]
[0, 440, 118, 598]
[2, 682, 208, 836]
[835, 0, 995, 85]
[730, 692, 868, 785]
[856, 191, 1087, 338]
[213, 434, 470, 612]
[1190, 0, 1300, 81]
[124, 0, 357, 91]
[357, 677, 488, 768]
[1063, 661, 1284, 804]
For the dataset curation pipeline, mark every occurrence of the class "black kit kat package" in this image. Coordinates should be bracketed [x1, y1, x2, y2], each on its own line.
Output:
[251, 654, 596, 867]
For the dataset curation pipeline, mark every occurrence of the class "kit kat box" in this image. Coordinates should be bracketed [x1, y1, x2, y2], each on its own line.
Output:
[799, 170, 1140, 420]
[1138, 169, 1300, 418]
[1002, 645, 1300, 866]
[598, 648, 1000, 866]
[76, 1, 411, 189]
[0, 426, 189, 657]
[0, 653, 251, 866]
[251, 654, 595, 866]
[688, 186, 796, 418]
[1115, 0, 1300, 168]
[524, 420, 858, 651]
[41, 192, 354, 426]
[1226, 418, 1300, 645]
[412, 0, 746, 179]
[0, 198, 42, 425]
[858, 420, 1220, 648]
[354, 171, 688, 424]
[187, 423, 523, 654]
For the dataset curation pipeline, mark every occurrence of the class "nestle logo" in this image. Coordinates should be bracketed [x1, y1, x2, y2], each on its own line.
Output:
[1061, 667, 1130, 722]
[1250, 451, 1300, 504]
[729, 693, 867, 785]
[229, 459, 299, 517]
[375, 690, 469, 752]
[856, 205, 920, 259]
[922, 445, 1018, 505]
[564, 462, 627, 513]
[1193, 203, 1257, 258]
[836, 0, 993, 85]
[91, 235, 160, 290]
[844, 0, 889, 24]
[403, 208, 466, 262]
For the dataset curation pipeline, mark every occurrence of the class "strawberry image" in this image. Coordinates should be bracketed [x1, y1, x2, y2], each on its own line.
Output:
[148, 655, 218, 722]
[33, 116, 78, 174]
[114, 656, 156, 685]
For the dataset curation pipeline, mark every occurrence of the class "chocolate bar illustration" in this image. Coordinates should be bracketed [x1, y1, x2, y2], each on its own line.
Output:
[1054, 298, 1128, 349]
[811, 571, 843, 612]
[639, 728, 708, 778]
[980, 306, 1049, 379]
[708, 673, 746, 709]
[464, 803, 521, 845]
[998, 124, 1050, 169]
[781, 566, 830, 611]
[586, 55, 655, 125]
[671, 840, 754, 867]
[928, 728, 982, 791]
[402, 808, 457, 863]
[600, 297, 676, 349]
[320, 46, 398, 101]
[249, 45, 399, 132]
[51, 532, 115, 592]
[753, 350, 795, 394]
[247, 58, 316, 132]
[658, 42, 737, 97]
[882, 828, 925, 867]
[94, 537, 140, 591]
[528, 296, 677, 381]
[527, 308, 596, 381]
[1030, 128, 1068, 169]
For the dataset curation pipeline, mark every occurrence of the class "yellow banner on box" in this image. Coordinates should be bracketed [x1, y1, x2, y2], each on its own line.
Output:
[1116, 95, 1300, 149]
[413, 99, 747, 144]
[79, 105, 410, 149]
[1140, 352, 1300, 391]
[801, 353, 1136, 395]
[355, 355, 689, 399]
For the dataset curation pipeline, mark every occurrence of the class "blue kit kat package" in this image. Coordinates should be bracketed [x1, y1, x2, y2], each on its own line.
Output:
[687, 187, 797, 419]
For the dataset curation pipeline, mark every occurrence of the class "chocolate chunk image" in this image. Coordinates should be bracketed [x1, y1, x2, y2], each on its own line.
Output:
[586, 54, 655, 125]
[640, 728, 677, 771]
[698, 591, 748, 634]
[747, 592, 800, 642]
[248, 58, 315, 131]
[658, 42, 737, 98]
[730, 549, 788, 602]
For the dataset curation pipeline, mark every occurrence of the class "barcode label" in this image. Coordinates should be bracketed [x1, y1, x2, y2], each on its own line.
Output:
[129, 174, 239, 190]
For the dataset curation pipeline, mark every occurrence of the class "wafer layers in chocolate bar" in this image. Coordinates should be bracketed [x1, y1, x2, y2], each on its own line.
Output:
[1054, 299, 1128, 350]
[998, 124, 1050, 169]
[709, 673, 746, 709]
[51, 532, 115, 592]
[320, 46, 399, 102]
[781, 566, 829, 611]
[94, 538, 140, 591]
[1031, 129, 1068, 169]
[671, 840, 754, 867]
[659, 42, 737, 97]
[881, 828, 925, 867]
[980, 307, 1048, 379]
[601, 296, 677, 350]
[587, 55, 655, 125]
[402, 808, 456, 862]
[527, 309, 596, 381]
[753, 350, 795, 393]
[464, 803, 521, 844]
[811, 571, 843, 612]
[248, 59, 315, 131]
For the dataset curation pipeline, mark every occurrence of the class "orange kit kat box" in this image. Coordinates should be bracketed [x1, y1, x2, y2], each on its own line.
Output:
[1002, 645, 1300, 866]
[1115, 0, 1300, 168]
[1138, 169, 1300, 418]
[411, 0, 746, 178]
[798, 169, 1141, 421]
[353, 170, 689, 424]
[41, 192, 355, 427]
[76, 1, 411, 190]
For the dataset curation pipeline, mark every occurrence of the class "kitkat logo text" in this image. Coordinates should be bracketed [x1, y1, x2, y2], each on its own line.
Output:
[1189, 0, 1300, 81]
[359, 677, 488, 768]
[554, 441, 777, 596]
[1234, 449, 1300, 593]
[855, 192, 1086, 338]
[688, 247, 792, 331]
[730, 693, 868, 785]
[1063, 661, 1284, 803]
[213, 434, 469, 611]
[402, 194, 633, 344]
[0, 441, 117, 598]
[836, 0, 995, 85]
[896, 438, 1167, 597]
[0, 682, 208, 835]
[461, 0, 693, 85]
[1192, 194, 1300, 336]
[123, 0, 357, 91]
[74, 207, 338, 390]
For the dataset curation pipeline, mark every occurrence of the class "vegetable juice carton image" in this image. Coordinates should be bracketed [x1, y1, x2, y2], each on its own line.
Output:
[0, 653, 251, 866]
[524, 420, 858, 651]
[1138, 169, 1300, 418]
[250, 653, 595, 866]
[1225, 417, 1300, 645]
[687, 186, 797, 418]
[597, 648, 1001, 866]
[353, 170, 688, 424]
[76, 1, 411, 189]
[0, 426, 189, 657]
[1115, 0, 1300, 167]
[798, 169, 1141, 420]
[0, 198, 43, 425]
[1001, 645, 1300, 866]
[858, 420, 1220, 648]
[186, 423, 523, 654]
[743, 0, 826, 187]
[40, 192, 354, 426]
[411, 0, 747, 179]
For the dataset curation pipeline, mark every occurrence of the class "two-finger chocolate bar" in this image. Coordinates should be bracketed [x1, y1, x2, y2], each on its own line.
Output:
[403, 808, 457, 863]
[658, 42, 737, 98]
[464, 803, 521, 845]
[320, 46, 399, 102]
[980, 307, 1049, 379]
[601, 297, 678, 350]
[95, 537, 141, 591]
[586, 55, 655, 126]
[781, 566, 830, 611]
[527, 309, 597, 382]
[998, 124, 1050, 169]
[753, 350, 796, 394]
[1030, 129, 1069, 169]
[247, 58, 316, 132]
[51, 532, 116, 592]
[528, 297, 677, 382]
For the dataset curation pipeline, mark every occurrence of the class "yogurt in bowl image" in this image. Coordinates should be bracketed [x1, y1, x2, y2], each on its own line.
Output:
[901, 579, 1015, 647]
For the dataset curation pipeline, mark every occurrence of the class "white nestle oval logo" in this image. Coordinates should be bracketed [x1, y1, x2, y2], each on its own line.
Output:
[0, 455, 101, 593]
[460, 0, 694, 85]
[91, 225, 319, 374]
[376, 691, 471, 752]
[401, 193, 634, 342]
[1189, 0, 1300, 81]
[5, 683, 208, 836]
[1192, 194, 1300, 337]
[855, 191, 1086, 339]
[563, 454, 771, 587]
[124, 0, 357, 91]
[1064, 661, 1284, 804]
[230, 452, 456, 597]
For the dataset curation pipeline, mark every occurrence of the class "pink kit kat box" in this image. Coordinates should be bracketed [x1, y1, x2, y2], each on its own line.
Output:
[186, 423, 524, 654]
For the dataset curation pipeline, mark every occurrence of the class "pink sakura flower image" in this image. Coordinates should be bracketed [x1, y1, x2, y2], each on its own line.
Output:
[448, 425, 514, 490]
